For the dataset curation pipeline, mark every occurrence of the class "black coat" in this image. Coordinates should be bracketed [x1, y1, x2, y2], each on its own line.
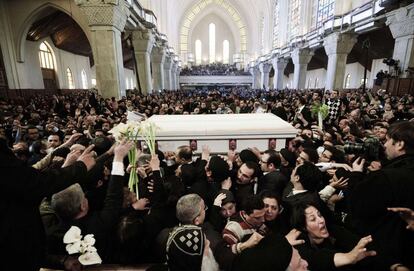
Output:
[350, 154, 414, 270]
[0, 146, 87, 271]
[257, 170, 288, 198]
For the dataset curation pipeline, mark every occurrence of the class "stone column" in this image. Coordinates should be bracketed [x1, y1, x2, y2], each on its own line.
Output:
[249, 66, 261, 89]
[386, 3, 414, 78]
[171, 62, 177, 91]
[176, 67, 181, 90]
[323, 32, 357, 90]
[272, 57, 288, 90]
[291, 48, 314, 90]
[259, 63, 272, 90]
[75, 0, 130, 98]
[132, 29, 155, 94]
[151, 46, 166, 91]
[163, 55, 172, 90]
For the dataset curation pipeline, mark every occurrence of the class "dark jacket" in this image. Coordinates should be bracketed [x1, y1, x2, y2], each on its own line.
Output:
[46, 174, 124, 263]
[257, 170, 288, 198]
[0, 145, 87, 271]
[295, 224, 361, 271]
[350, 154, 414, 270]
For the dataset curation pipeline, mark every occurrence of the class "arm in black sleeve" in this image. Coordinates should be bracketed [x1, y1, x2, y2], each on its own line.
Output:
[5, 161, 88, 202]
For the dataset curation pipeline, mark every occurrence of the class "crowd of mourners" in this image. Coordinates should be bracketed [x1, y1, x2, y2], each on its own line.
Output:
[180, 63, 250, 76]
[1, 86, 414, 271]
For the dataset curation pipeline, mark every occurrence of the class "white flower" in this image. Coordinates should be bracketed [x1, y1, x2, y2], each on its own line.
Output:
[66, 240, 81, 255]
[86, 246, 97, 253]
[109, 122, 130, 142]
[63, 226, 82, 244]
[83, 234, 96, 247]
[78, 251, 102, 265]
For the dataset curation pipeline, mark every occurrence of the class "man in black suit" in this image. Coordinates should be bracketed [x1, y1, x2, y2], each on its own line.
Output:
[258, 149, 288, 198]
[46, 141, 134, 266]
[294, 97, 313, 128]
[0, 137, 96, 271]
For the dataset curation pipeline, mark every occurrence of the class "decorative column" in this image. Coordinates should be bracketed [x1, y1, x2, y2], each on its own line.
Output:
[176, 67, 181, 90]
[323, 32, 357, 90]
[259, 62, 272, 90]
[171, 61, 177, 91]
[272, 57, 288, 90]
[386, 3, 414, 78]
[132, 29, 155, 94]
[291, 48, 314, 90]
[151, 45, 166, 91]
[164, 55, 172, 90]
[75, 0, 130, 98]
[249, 66, 261, 89]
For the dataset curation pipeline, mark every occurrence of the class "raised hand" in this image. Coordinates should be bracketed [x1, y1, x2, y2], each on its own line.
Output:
[213, 193, 227, 207]
[114, 140, 134, 162]
[388, 207, 414, 231]
[77, 144, 96, 171]
[285, 229, 305, 246]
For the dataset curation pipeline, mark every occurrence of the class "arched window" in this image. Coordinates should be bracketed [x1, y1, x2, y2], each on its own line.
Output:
[66, 68, 75, 89]
[316, 0, 335, 27]
[195, 40, 202, 65]
[209, 23, 216, 63]
[81, 70, 88, 89]
[345, 74, 351, 88]
[39, 41, 54, 69]
[223, 40, 230, 64]
[273, 0, 280, 48]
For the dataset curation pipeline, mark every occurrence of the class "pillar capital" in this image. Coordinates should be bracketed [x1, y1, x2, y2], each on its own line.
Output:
[291, 48, 314, 65]
[132, 29, 155, 53]
[323, 32, 357, 56]
[151, 46, 166, 64]
[75, 0, 130, 32]
[272, 57, 289, 70]
[386, 3, 414, 39]
[259, 62, 272, 74]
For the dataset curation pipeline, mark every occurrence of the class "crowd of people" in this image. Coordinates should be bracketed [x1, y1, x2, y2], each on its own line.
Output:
[1, 86, 414, 271]
[180, 63, 250, 76]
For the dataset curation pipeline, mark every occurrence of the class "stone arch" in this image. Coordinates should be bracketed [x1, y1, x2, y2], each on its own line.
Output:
[16, 2, 92, 63]
[179, 0, 248, 64]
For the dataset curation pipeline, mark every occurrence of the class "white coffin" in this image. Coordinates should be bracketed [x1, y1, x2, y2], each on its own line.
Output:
[148, 113, 298, 153]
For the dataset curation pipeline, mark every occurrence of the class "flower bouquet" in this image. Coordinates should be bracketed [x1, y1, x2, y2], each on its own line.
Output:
[109, 120, 159, 199]
[311, 102, 329, 129]
[64, 226, 102, 266]
[109, 122, 141, 198]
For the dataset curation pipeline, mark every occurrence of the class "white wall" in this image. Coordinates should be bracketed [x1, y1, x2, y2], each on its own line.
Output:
[16, 38, 92, 89]
[307, 68, 327, 89]
[190, 13, 236, 64]
[16, 40, 44, 89]
[343, 62, 371, 89]
[124, 68, 137, 89]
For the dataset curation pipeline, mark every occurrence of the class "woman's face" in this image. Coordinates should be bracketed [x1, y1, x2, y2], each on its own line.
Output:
[263, 197, 280, 221]
[305, 206, 329, 241]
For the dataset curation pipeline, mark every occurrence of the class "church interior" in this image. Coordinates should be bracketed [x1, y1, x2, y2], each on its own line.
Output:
[0, 0, 414, 271]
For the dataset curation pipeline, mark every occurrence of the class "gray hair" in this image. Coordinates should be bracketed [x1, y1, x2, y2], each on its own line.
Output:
[137, 154, 151, 167]
[51, 183, 85, 221]
[176, 194, 203, 224]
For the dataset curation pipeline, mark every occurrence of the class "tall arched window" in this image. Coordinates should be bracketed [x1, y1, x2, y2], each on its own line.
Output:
[195, 40, 202, 65]
[81, 70, 88, 89]
[39, 41, 54, 69]
[209, 23, 216, 63]
[316, 0, 335, 27]
[66, 68, 75, 89]
[223, 40, 230, 64]
[345, 74, 351, 88]
[272, 0, 280, 48]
